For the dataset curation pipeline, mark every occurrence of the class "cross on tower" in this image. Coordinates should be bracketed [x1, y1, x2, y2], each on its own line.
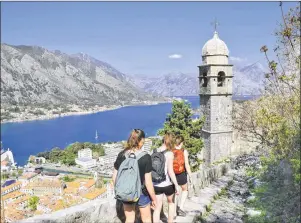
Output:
[211, 18, 219, 32]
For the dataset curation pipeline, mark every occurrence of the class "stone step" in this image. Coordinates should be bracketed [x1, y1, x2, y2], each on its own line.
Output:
[163, 172, 234, 223]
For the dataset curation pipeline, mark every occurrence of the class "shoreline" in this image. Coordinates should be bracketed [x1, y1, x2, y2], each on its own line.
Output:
[1, 100, 172, 124]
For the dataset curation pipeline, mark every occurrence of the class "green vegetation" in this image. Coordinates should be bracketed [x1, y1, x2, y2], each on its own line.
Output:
[37, 142, 105, 166]
[28, 196, 39, 211]
[18, 169, 23, 176]
[154, 100, 204, 171]
[235, 3, 300, 222]
[1, 173, 9, 181]
[61, 175, 76, 182]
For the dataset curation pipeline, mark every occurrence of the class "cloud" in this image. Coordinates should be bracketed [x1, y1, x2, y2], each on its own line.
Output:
[168, 54, 183, 59]
[229, 56, 247, 62]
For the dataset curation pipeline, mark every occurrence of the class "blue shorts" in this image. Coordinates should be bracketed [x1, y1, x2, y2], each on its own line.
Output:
[138, 193, 151, 207]
[122, 193, 151, 207]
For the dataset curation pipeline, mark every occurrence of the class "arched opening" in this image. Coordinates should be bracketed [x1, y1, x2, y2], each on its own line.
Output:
[217, 71, 226, 87]
[202, 72, 208, 87]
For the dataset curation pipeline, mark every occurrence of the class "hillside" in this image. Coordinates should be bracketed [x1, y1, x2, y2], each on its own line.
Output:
[0, 44, 166, 122]
[1, 44, 157, 107]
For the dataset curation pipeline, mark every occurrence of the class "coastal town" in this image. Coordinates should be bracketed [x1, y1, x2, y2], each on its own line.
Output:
[0, 99, 173, 124]
[0, 138, 155, 222]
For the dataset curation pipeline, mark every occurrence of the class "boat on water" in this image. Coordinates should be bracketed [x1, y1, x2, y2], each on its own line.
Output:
[95, 130, 98, 141]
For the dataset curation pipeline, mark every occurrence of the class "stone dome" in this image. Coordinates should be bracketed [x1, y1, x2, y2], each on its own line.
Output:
[202, 31, 229, 56]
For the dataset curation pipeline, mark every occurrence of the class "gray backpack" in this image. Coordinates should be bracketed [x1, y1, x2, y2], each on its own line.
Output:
[114, 151, 147, 202]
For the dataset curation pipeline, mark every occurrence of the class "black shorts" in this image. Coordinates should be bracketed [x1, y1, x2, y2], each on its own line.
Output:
[154, 185, 175, 196]
[176, 172, 188, 186]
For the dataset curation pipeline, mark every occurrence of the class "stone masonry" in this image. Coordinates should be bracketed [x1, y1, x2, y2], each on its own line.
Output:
[199, 30, 233, 165]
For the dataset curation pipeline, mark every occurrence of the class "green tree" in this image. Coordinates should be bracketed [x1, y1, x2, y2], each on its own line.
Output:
[157, 100, 204, 171]
[28, 196, 39, 211]
[49, 147, 62, 163]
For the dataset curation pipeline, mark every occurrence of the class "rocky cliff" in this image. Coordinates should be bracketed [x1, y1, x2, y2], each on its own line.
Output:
[1, 44, 156, 107]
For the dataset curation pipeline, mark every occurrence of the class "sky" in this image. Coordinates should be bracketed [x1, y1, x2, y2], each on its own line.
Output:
[1, 2, 298, 76]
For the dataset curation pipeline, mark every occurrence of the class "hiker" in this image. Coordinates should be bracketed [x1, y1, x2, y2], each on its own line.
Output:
[152, 133, 180, 223]
[113, 129, 157, 223]
[173, 135, 192, 217]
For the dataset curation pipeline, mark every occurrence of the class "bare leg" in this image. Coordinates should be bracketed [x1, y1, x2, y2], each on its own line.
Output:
[153, 194, 163, 223]
[139, 204, 152, 223]
[180, 184, 188, 210]
[166, 193, 175, 223]
[123, 203, 135, 223]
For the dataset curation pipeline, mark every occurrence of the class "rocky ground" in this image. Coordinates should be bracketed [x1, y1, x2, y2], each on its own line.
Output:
[199, 154, 261, 223]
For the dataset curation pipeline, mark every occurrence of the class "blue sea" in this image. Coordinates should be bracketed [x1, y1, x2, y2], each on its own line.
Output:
[0, 95, 255, 166]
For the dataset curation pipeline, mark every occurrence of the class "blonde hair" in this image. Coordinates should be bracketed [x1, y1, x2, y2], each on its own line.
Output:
[163, 133, 175, 151]
[125, 129, 145, 151]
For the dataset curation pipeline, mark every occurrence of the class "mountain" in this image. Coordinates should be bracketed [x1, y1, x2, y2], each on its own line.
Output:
[129, 62, 266, 96]
[128, 72, 199, 97]
[1, 44, 157, 107]
[233, 62, 266, 95]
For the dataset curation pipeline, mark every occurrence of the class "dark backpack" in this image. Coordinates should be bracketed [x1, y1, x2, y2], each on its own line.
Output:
[151, 148, 167, 183]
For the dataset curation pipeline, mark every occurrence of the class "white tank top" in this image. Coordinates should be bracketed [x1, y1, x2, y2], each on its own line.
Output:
[153, 148, 172, 187]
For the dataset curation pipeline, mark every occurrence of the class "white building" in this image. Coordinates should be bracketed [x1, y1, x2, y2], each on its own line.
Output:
[1, 148, 16, 171]
[35, 157, 46, 164]
[75, 148, 96, 169]
[103, 143, 123, 156]
[78, 148, 93, 159]
[99, 154, 117, 166]
[75, 158, 97, 169]
[143, 138, 152, 154]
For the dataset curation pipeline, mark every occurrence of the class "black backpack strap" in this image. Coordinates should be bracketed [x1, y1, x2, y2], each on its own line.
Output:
[162, 149, 168, 154]
[153, 148, 158, 153]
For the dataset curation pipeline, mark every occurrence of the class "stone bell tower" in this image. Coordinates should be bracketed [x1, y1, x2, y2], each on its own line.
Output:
[198, 24, 233, 165]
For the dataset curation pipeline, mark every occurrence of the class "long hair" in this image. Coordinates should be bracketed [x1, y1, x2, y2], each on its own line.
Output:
[175, 135, 185, 146]
[163, 132, 175, 151]
[124, 129, 145, 151]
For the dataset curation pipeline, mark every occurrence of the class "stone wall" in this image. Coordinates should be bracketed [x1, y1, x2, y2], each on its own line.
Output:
[17, 198, 119, 223]
[190, 162, 231, 197]
[17, 163, 232, 223]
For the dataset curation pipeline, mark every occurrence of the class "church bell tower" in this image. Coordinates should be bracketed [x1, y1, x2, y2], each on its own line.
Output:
[199, 24, 233, 165]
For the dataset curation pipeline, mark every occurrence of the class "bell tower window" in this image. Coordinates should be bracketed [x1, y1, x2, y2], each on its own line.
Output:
[202, 72, 208, 87]
[217, 71, 225, 87]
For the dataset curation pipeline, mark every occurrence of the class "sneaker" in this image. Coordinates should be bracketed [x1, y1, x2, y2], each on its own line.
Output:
[177, 208, 187, 217]
[160, 212, 168, 223]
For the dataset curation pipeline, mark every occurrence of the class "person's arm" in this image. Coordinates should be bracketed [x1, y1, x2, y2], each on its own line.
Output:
[167, 152, 179, 193]
[144, 155, 157, 208]
[144, 173, 156, 202]
[112, 153, 121, 186]
[112, 168, 118, 186]
[184, 150, 192, 177]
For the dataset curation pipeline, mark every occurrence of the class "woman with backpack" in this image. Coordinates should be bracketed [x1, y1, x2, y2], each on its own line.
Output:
[113, 129, 157, 223]
[152, 133, 180, 223]
[173, 135, 192, 217]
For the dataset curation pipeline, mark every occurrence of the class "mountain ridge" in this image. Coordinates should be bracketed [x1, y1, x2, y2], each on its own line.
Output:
[1, 43, 159, 107]
[129, 62, 267, 96]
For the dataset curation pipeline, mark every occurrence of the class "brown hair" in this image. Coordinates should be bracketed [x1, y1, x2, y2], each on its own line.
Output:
[175, 135, 184, 146]
[163, 133, 175, 151]
[125, 129, 145, 151]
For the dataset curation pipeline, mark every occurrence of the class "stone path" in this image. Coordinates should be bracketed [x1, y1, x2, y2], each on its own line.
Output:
[198, 170, 249, 223]
[163, 170, 236, 223]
